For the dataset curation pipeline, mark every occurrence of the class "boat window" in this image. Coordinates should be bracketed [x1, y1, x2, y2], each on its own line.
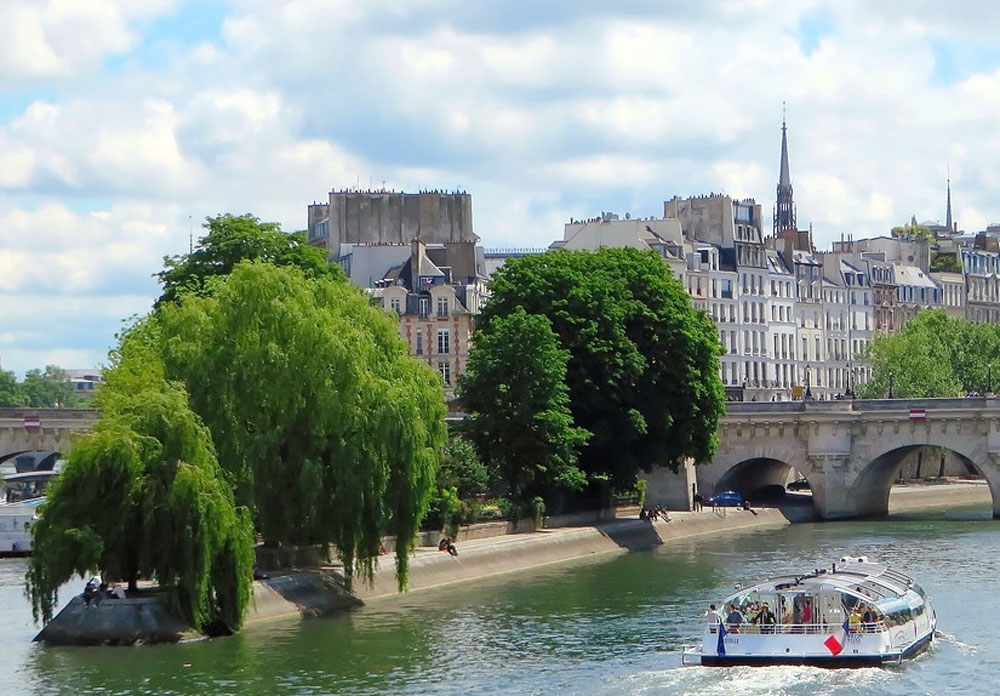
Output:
[883, 606, 913, 627]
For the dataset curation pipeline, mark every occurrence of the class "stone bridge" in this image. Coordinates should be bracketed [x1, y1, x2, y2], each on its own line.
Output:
[0, 408, 98, 466]
[688, 398, 1000, 519]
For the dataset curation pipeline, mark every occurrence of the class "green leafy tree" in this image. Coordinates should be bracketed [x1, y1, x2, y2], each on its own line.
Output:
[157, 262, 446, 589]
[436, 436, 489, 498]
[156, 213, 344, 307]
[478, 248, 725, 488]
[859, 310, 1000, 398]
[21, 365, 82, 407]
[0, 369, 27, 406]
[461, 307, 590, 510]
[890, 222, 934, 242]
[26, 320, 254, 631]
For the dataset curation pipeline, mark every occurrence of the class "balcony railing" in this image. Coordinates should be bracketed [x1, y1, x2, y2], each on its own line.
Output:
[709, 621, 886, 635]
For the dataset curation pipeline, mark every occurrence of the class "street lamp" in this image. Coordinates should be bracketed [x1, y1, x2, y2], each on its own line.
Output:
[887, 370, 895, 399]
[845, 361, 854, 398]
[805, 363, 813, 400]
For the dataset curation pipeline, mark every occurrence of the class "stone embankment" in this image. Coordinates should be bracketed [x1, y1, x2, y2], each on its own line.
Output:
[246, 507, 788, 623]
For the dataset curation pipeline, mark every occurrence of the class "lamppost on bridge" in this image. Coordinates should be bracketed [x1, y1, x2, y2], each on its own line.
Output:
[805, 363, 813, 400]
[845, 361, 854, 399]
[887, 370, 895, 399]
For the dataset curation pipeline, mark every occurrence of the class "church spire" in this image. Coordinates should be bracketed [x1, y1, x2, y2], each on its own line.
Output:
[946, 171, 953, 233]
[774, 104, 796, 235]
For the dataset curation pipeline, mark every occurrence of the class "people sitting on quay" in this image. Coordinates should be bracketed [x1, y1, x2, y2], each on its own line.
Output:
[438, 537, 458, 557]
[639, 506, 671, 522]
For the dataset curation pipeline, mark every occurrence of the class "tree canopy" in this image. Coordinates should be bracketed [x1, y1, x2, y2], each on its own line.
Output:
[157, 262, 447, 589]
[859, 310, 1000, 398]
[26, 320, 255, 631]
[461, 307, 590, 509]
[476, 248, 725, 488]
[0, 365, 83, 407]
[155, 213, 344, 307]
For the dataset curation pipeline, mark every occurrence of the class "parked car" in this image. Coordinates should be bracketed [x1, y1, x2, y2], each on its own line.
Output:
[787, 478, 811, 491]
[707, 490, 744, 507]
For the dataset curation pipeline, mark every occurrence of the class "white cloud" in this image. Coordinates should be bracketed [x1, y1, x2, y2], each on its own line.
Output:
[0, 0, 176, 85]
[5, 1, 1000, 372]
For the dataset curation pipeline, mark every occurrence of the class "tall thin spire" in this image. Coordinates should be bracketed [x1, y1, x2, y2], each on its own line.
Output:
[774, 104, 796, 235]
[946, 167, 953, 233]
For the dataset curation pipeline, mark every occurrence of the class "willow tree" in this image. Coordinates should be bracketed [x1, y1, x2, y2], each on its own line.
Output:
[157, 262, 446, 589]
[26, 320, 255, 631]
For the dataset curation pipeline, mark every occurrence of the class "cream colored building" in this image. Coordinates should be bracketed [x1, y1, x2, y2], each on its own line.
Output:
[372, 240, 485, 402]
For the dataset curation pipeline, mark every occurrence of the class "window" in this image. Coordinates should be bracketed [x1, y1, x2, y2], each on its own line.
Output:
[438, 361, 452, 386]
[416, 331, 424, 355]
[389, 297, 401, 313]
[436, 296, 449, 318]
[419, 297, 430, 318]
[437, 329, 451, 355]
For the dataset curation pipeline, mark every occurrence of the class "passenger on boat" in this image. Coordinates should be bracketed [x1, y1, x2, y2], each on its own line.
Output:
[848, 607, 863, 633]
[725, 604, 744, 632]
[753, 603, 776, 633]
[705, 604, 723, 625]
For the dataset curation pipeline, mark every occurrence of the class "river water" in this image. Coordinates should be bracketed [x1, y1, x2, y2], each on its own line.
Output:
[0, 505, 995, 695]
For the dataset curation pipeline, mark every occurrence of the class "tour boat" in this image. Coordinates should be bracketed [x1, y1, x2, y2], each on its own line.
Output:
[681, 556, 936, 667]
[0, 471, 56, 557]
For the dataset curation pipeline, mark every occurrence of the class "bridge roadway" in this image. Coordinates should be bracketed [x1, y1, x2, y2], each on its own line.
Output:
[699, 397, 1000, 519]
[4, 400, 1000, 520]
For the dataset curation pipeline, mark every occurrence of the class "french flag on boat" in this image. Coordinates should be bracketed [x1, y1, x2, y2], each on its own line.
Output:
[824, 618, 852, 656]
[909, 409, 927, 421]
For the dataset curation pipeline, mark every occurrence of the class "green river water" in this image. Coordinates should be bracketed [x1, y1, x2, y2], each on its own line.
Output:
[1, 505, 994, 695]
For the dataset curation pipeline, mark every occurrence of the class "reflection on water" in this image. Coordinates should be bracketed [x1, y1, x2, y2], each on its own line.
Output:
[2, 503, 998, 695]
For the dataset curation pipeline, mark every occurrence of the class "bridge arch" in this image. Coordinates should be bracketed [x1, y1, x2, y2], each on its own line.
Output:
[849, 441, 999, 518]
[0, 450, 62, 470]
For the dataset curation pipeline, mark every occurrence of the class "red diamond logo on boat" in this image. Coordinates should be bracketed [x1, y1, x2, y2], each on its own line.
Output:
[824, 635, 844, 656]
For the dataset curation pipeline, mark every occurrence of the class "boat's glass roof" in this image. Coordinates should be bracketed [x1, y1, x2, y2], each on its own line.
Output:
[724, 561, 918, 605]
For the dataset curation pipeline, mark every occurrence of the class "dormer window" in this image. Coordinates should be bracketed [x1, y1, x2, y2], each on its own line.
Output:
[419, 298, 430, 318]
[436, 296, 449, 318]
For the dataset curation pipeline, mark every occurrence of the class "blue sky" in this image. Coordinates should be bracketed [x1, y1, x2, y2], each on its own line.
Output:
[3, 0, 1000, 374]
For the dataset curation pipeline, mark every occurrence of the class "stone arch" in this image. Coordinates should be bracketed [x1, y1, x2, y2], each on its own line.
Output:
[849, 440, 998, 518]
[0, 449, 61, 471]
[700, 435, 809, 494]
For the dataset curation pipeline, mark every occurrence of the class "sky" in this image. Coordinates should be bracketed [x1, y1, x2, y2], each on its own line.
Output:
[3, 0, 1000, 374]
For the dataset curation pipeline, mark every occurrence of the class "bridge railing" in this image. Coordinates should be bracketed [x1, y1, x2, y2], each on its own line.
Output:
[0, 408, 97, 421]
[725, 397, 999, 415]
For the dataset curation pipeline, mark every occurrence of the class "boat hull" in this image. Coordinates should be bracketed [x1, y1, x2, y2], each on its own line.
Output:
[687, 629, 933, 668]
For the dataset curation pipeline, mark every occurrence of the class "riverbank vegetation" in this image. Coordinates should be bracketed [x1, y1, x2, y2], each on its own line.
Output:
[28, 224, 723, 637]
[26, 322, 254, 631]
[28, 215, 447, 634]
[0, 365, 85, 408]
[461, 248, 724, 514]
[859, 310, 1000, 398]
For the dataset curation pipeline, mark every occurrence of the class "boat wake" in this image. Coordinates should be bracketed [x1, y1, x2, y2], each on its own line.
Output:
[608, 663, 894, 696]
[935, 630, 979, 655]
